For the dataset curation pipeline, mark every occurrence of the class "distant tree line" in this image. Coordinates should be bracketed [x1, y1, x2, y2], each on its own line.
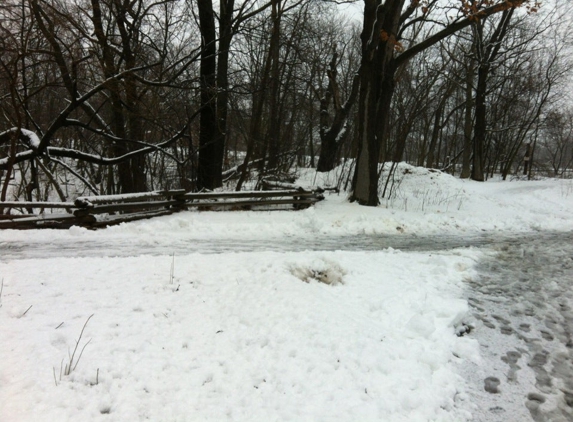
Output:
[1, 0, 571, 207]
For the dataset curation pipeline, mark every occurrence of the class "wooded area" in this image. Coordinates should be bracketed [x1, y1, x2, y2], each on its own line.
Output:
[1, 0, 572, 210]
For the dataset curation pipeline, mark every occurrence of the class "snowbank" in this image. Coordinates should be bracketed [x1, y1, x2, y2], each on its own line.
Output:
[2, 163, 573, 247]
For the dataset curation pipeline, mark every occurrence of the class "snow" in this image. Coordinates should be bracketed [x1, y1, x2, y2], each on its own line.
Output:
[20, 129, 41, 149]
[0, 251, 482, 421]
[0, 128, 41, 149]
[1, 163, 573, 421]
[4, 164, 573, 246]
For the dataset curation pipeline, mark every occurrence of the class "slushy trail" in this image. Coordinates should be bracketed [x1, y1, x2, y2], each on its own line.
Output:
[462, 233, 573, 422]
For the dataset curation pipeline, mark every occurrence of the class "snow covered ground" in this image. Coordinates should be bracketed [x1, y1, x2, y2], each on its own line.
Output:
[1, 251, 481, 421]
[1, 164, 573, 421]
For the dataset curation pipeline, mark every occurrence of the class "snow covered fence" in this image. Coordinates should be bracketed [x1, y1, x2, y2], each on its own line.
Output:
[0, 188, 324, 230]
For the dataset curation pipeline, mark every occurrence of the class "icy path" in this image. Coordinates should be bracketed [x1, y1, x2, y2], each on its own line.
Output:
[0, 230, 570, 259]
[461, 232, 573, 422]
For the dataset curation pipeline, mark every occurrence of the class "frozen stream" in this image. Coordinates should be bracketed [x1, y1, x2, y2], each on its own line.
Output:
[1, 229, 571, 421]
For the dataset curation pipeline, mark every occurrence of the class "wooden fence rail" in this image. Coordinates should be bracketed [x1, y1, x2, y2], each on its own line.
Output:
[0, 188, 324, 230]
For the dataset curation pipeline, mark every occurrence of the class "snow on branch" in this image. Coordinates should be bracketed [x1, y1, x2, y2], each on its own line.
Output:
[0, 125, 188, 170]
[0, 128, 41, 149]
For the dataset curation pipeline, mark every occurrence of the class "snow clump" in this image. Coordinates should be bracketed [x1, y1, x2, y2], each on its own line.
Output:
[288, 257, 346, 285]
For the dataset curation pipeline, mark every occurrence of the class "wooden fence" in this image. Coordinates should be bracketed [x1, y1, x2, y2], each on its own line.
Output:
[0, 188, 324, 230]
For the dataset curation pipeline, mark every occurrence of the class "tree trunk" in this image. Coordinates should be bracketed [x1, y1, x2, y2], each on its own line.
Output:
[351, 0, 404, 206]
[317, 51, 359, 173]
[349, 1, 519, 204]
[528, 139, 536, 180]
[523, 143, 532, 175]
[317, 130, 342, 172]
[119, 4, 147, 193]
[197, 0, 220, 191]
[91, 0, 147, 193]
[214, 0, 235, 180]
[308, 97, 315, 168]
[425, 106, 442, 169]
[265, 0, 282, 171]
[235, 11, 276, 191]
[471, 63, 488, 181]
[460, 57, 475, 178]
[471, 9, 515, 182]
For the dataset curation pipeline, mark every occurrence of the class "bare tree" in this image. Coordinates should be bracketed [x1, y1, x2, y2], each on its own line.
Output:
[0, 0, 201, 198]
[316, 47, 360, 172]
[540, 109, 573, 177]
[351, 0, 537, 206]
[470, 7, 516, 181]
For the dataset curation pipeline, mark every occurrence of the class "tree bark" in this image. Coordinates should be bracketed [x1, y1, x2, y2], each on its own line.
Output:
[236, 2, 279, 190]
[426, 102, 444, 169]
[523, 142, 532, 175]
[214, 0, 235, 183]
[351, 0, 403, 206]
[265, 0, 282, 171]
[116, 0, 147, 193]
[471, 63, 488, 181]
[197, 0, 220, 191]
[471, 8, 515, 182]
[460, 56, 475, 178]
[317, 51, 360, 173]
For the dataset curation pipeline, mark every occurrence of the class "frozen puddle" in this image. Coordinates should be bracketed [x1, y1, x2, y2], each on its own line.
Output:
[462, 234, 573, 422]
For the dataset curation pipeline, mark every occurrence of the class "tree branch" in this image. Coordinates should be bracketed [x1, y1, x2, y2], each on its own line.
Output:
[396, 1, 527, 66]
